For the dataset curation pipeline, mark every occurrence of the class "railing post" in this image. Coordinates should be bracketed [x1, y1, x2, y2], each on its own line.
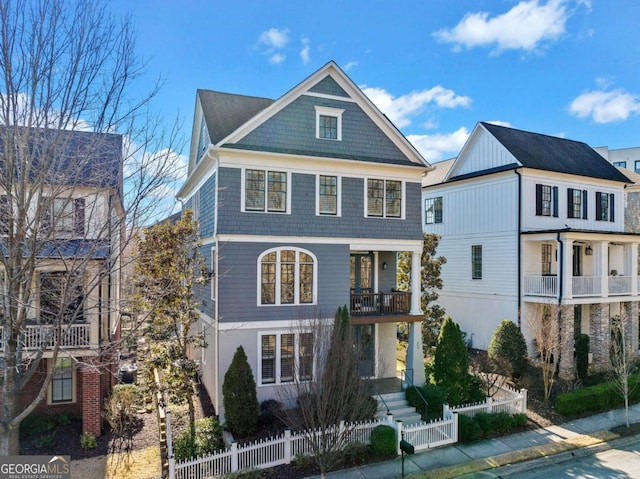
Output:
[166, 409, 175, 479]
[395, 420, 403, 456]
[284, 430, 291, 464]
[230, 442, 238, 472]
[453, 412, 459, 443]
[387, 413, 394, 425]
[520, 389, 528, 413]
[486, 396, 492, 413]
[443, 403, 449, 419]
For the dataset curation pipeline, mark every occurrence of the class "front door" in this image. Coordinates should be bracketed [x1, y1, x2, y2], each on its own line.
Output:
[350, 254, 374, 294]
[353, 324, 375, 377]
[573, 245, 582, 277]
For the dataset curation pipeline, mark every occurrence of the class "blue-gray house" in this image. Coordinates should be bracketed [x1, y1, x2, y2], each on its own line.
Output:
[177, 61, 432, 418]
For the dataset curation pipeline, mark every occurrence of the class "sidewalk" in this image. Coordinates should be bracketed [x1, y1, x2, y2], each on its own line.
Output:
[309, 402, 640, 479]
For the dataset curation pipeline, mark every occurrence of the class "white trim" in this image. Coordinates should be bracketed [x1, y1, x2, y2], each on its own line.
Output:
[315, 106, 344, 141]
[210, 246, 216, 302]
[303, 91, 357, 102]
[315, 174, 342, 217]
[215, 234, 423, 251]
[257, 330, 315, 387]
[240, 167, 292, 214]
[218, 317, 333, 331]
[364, 178, 405, 219]
[201, 322, 207, 366]
[47, 357, 77, 405]
[256, 247, 318, 306]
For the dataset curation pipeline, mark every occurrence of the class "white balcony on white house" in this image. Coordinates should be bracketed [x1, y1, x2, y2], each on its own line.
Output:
[523, 236, 640, 301]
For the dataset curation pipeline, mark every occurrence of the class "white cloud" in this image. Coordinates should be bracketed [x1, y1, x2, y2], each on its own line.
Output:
[268, 53, 286, 64]
[344, 61, 358, 71]
[407, 127, 470, 162]
[259, 28, 290, 49]
[484, 120, 513, 128]
[362, 85, 471, 128]
[433, 0, 584, 53]
[300, 38, 310, 64]
[569, 89, 640, 123]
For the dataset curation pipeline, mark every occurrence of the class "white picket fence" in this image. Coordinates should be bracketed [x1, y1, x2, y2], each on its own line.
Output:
[168, 384, 526, 479]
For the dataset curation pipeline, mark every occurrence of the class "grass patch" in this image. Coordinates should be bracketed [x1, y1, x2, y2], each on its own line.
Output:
[106, 445, 161, 479]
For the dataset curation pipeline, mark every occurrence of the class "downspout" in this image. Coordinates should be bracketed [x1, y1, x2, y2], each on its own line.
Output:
[515, 169, 522, 327]
[557, 231, 564, 304]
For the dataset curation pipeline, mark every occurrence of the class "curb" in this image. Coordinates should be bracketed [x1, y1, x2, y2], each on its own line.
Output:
[410, 429, 628, 479]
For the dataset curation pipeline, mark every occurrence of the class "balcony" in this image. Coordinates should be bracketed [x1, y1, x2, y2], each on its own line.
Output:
[0, 323, 91, 351]
[524, 274, 638, 298]
[350, 292, 411, 317]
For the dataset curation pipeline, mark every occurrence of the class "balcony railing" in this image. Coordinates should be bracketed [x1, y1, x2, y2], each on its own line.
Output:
[524, 275, 557, 297]
[524, 274, 638, 298]
[0, 323, 91, 351]
[573, 276, 601, 297]
[350, 292, 411, 317]
[609, 275, 633, 295]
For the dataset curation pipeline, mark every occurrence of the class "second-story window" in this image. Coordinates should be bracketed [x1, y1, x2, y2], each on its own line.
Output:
[613, 161, 627, 168]
[367, 179, 402, 218]
[425, 196, 443, 224]
[259, 248, 316, 305]
[471, 245, 482, 280]
[40, 271, 84, 323]
[596, 192, 615, 222]
[535, 184, 558, 217]
[315, 106, 344, 141]
[568, 188, 587, 219]
[244, 169, 288, 213]
[317, 175, 340, 215]
[43, 197, 85, 236]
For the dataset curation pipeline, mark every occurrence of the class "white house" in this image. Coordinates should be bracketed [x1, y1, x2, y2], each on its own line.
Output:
[423, 122, 640, 378]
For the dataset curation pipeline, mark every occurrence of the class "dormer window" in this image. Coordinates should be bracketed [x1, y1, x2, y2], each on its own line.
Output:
[315, 106, 344, 141]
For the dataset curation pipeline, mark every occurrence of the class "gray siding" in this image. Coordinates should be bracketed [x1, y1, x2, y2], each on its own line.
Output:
[193, 245, 213, 317]
[308, 75, 349, 97]
[217, 242, 350, 323]
[217, 167, 423, 239]
[233, 95, 411, 164]
[199, 172, 216, 237]
[378, 252, 398, 291]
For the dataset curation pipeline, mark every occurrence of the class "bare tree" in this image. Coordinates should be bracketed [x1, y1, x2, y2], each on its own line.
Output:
[609, 315, 638, 427]
[277, 307, 376, 478]
[0, 0, 183, 454]
[525, 304, 560, 401]
[470, 353, 510, 398]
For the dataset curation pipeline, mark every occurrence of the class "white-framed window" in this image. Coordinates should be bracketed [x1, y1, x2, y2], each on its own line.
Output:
[242, 168, 290, 213]
[425, 196, 443, 224]
[613, 161, 627, 168]
[210, 246, 216, 302]
[535, 184, 557, 217]
[43, 197, 85, 236]
[258, 247, 317, 306]
[258, 331, 314, 386]
[635, 160, 640, 174]
[49, 357, 75, 404]
[596, 192, 615, 222]
[366, 179, 403, 218]
[314, 106, 344, 141]
[541, 243, 552, 275]
[316, 174, 341, 216]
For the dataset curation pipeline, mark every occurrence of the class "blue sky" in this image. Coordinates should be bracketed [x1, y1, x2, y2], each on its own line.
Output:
[108, 0, 640, 165]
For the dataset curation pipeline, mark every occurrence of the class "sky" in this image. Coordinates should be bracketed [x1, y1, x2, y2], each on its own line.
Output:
[107, 0, 640, 167]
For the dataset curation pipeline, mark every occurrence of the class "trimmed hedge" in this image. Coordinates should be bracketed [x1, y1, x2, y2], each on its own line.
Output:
[458, 412, 528, 443]
[556, 373, 640, 416]
[370, 425, 396, 457]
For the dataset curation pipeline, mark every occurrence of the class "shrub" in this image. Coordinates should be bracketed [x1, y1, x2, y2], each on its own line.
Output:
[488, 319, 528, 379]
[556, 373, 640, 415]
[104, 384, 141, 436]
[223, 346, 259, 438]
[341, 441, 370, 466]
[258, 399, 283, 428]
[20, 415, 56, 437]
[80, 431, 97, 450]
[36, 433, 56, 449]
[458, 414, 482, 442]
[406, 383, 447, 420]
[174, 416, 225, 461]
[575, 334, 590, 382]
[173, 426, 197, 462]
[370, 425, 396, 458]
[458, 412, 526, 442]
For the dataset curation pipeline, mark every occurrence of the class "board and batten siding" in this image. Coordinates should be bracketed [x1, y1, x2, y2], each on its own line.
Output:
[217, 167, 423, 239]
[520, 173, 625, 232]
[216, 241, 350, 323]
[449, 128, 518, 178]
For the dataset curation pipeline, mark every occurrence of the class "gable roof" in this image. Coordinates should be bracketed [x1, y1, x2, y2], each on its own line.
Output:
[422, 158, 455, 187]
[479, 122, 630, 183]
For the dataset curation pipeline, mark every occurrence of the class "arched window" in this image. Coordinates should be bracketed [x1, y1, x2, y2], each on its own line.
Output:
[258, 247, 317, 305]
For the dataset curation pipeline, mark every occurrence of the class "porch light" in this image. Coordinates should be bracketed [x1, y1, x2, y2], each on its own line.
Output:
[585, 244, 593, 256]
[382, 262, 387, 270]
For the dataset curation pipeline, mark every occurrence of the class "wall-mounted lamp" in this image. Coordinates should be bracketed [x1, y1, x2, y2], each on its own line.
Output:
[585, 244, 593, 256]
[382, 262, 387, 270]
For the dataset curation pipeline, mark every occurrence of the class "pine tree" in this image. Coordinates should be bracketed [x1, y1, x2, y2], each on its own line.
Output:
[222, 346, 259, 438]
[488, 319, 528, 379]
[433, 317, 475, 405]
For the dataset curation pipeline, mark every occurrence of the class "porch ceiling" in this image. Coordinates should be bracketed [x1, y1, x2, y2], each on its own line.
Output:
[351, 313, 422, 325]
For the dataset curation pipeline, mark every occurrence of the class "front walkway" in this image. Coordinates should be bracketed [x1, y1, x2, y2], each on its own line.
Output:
[309, 403, 640, 479]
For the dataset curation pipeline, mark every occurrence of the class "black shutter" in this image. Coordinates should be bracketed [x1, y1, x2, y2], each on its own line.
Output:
[610, 194, 615, 222]
[582, 190, 588, 219]
[552, 186, 559, 217]
[74, 198, 85, 236]
[596, 192, 602, 220]
[535, 184, 542, 216]
[567, 188, 574, 218]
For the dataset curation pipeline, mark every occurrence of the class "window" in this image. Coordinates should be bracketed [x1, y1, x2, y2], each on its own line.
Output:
[259, 332, 314, 385]
[535, 184, 558, 217]
[43, 197, 85, 236]
[244, 169, 288, 213]
[317, 175, 340, 215]
[567, 188, 587, 219]
[40, 272, 84, 323]
[314, 106, 344, 141]
[635, 160, 640, 174]
[596, 192, 615, 222]
[425, 197, 443, 224]
[367, 179, 402, 218]
[51, 357, 73, 403]
[613, 161, 627, 168]
[471, 245, 482, 280]
[210, 247, 216, 302]
[258, 248, 316, 305]
[541, 244, 552, 275]
[197, 117, 210, 160]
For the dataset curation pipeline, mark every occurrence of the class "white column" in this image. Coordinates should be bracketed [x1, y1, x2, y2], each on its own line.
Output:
[410, 250, 422, 315]
[406, 321, 425, 386]
[599, 241, 609, 297]
[629, 243, 638, 295]
[562, 239, 573, 299]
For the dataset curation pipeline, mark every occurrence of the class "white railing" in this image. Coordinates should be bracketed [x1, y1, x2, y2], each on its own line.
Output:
[524, 275, 557, 297]
[572, 276, 601, 297]
[0, 324, 91, 351]
[172, 414, 458, 479]
[446, 386, 527, 418]
[609, 275, 632, 295]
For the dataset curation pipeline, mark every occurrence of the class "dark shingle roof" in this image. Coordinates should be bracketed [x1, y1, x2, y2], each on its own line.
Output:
[198, 90, 274, 144]
[481, 122, 631, 183]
